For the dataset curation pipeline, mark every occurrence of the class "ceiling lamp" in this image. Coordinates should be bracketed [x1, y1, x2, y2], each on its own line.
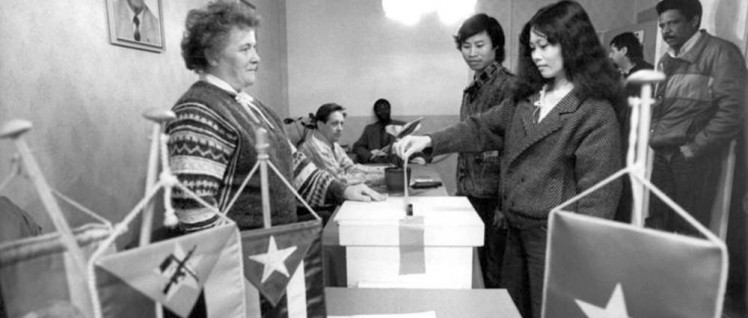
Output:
[382, 0, 476, 25]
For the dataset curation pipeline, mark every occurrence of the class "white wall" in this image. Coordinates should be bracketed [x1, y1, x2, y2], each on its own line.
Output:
[286, 0, 635, 120]
[0, 0, 287, 246]
[286, 0, 467, 118]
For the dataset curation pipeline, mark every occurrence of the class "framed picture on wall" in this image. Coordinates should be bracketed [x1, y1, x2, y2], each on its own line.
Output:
[105, 0, 164, 52]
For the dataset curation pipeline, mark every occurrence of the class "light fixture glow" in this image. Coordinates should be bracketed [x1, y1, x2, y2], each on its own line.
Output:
[383, 0, 474, 26]
[382, 0, 429, 25]
[436, 0, 477, 25]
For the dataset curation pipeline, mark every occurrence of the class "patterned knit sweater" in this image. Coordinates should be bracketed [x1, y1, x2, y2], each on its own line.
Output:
[167, 81, 345, 231]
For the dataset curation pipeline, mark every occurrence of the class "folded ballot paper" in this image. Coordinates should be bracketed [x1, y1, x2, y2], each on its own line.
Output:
[385, 117, 423, 139]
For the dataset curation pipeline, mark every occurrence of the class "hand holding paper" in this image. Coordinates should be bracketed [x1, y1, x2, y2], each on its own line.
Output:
[393, 135, 432, 160]
[370, 148, 388, 159]
[385, 117, 423, 139]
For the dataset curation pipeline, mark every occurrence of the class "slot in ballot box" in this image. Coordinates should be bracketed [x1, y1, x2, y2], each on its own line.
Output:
[334, 196, 483, 289]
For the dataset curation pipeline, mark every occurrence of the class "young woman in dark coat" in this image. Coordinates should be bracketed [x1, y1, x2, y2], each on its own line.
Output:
[394, 1, 624, 317]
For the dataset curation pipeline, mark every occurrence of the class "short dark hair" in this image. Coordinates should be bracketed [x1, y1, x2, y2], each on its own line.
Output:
[610, 32, 644, 60]
[314, 103, 346, 125]
[656, 0, 702, 21]
[454, 13, 506, 63]
[373, 98, 391, 111]
[181, 1, 260, 72]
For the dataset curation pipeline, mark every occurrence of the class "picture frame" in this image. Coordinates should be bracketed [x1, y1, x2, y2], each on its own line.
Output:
[105, 0, 164, 53]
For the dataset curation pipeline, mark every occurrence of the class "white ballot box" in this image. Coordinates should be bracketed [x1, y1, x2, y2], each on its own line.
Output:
[335, 196, 484, 289]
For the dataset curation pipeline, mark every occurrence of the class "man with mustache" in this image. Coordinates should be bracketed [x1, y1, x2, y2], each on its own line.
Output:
[648, 0, 747, 235]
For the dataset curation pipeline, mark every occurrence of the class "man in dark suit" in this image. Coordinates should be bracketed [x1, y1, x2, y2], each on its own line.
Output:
[114, 0, 161, 45]
[353, 98, 425, 164]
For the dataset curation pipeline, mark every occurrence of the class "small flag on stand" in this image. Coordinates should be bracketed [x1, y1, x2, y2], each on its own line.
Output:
[0, 224, 110, 318]
[242, 220, 326, 318]
[541, 70, 727, 318]
[542, 211, 727, 318]
[95, 223, 246, 318]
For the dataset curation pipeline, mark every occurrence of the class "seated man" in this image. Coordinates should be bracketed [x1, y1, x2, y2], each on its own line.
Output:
[353, 98, 426, 164]
[300, 103, 384, 186]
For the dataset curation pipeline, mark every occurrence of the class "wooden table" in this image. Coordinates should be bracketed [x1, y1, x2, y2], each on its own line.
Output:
[321, 164, 485, 288]
[325, 287, 521, 318]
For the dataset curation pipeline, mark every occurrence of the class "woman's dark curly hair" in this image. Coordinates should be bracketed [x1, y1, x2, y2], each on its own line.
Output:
[181, 1, 260, 72]
[514, 1, 623, 106]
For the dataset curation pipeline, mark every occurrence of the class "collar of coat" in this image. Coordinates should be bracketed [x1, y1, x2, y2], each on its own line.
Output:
[661, 30, 711, 65]
[464, 61, 503, 95]
[528, 87, 583, 116]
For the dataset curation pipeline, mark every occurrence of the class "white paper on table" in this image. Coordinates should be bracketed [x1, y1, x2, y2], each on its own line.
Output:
[329, 311, 437, 318]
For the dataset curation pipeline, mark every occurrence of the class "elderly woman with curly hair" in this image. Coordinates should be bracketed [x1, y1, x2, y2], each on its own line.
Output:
[394, 1, 624, 316]
[167, 1, 382, 233]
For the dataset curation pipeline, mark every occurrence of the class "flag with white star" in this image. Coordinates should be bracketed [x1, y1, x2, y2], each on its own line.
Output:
[95, 223, 246, 318]
[542, 211, 727, 318]
[241, 219, 325, 318]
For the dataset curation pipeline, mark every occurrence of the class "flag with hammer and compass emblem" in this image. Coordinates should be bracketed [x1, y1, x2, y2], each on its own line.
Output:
[242, 219, 325, 318]
[95, 222, 246, 318]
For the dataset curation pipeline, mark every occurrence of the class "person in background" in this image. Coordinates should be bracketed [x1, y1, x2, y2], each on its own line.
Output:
[167, 1, 383, 233]
[647, 0, 747, 235]
[394, 1, 623, 316]
[299, 103, 385, 186]
[609, 32, 653, 80]
[452, 13, 515, 289]
[608, 31, 654, 223]
[352, 98, 426, 165]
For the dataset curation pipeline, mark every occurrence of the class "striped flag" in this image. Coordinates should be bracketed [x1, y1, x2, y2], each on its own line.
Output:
[242, 220, 326, 318]
[95, 223, 246, 317]
[543, 211, 727, 318]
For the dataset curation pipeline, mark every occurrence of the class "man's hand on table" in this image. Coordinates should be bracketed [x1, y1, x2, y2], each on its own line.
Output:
[370, 148, 388, 160]
[344, 183, 386, 202]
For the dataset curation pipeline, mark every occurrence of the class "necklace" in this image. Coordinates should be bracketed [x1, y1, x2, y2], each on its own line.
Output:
[532, 85, 550, 123]
[533, 84, 549, 108]
[532, 83, 573, 123]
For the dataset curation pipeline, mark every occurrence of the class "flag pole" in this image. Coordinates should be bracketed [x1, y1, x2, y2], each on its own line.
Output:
[549, 70, 666, 223]
[403, 159, 412, 216]
[627, 70, 664, 227]
[140, 109, 176, 245]
[255, 128, 273, 228]
[0, 119, 88, 277]
[140, 109, 176, 318]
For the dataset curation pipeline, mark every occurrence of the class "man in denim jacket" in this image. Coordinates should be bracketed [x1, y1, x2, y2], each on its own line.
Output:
[453, 13, 515, 288]
[648, 0, 747, 234]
